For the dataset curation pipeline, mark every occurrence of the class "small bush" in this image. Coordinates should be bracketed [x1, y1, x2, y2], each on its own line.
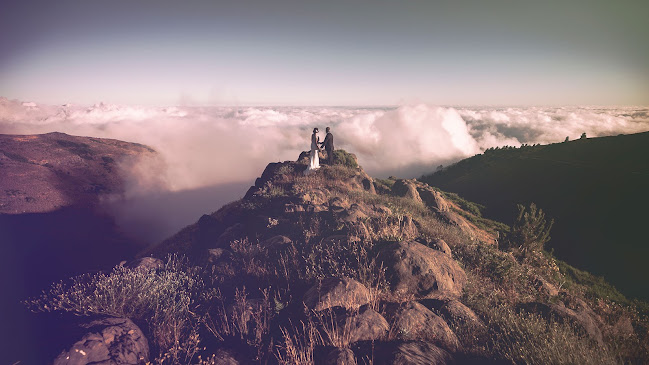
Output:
[502, 203, 554, 254]
[333, 149, 358, 169]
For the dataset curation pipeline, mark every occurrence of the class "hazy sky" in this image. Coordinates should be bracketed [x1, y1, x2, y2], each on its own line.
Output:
[1, 0, 648, 106]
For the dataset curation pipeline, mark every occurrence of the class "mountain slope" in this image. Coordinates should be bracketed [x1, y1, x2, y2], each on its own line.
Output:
[421, 131, 649, 300]
[27, 151, 648, 364]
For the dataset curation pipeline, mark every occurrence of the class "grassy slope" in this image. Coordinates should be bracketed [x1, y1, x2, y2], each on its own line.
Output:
[421, 132, 649, 300]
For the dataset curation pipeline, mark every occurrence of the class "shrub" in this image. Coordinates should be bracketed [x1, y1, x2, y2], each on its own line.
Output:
[27, 255, 207, 364]
[502, 203, 553, 254]
[333, 149, 358, 168]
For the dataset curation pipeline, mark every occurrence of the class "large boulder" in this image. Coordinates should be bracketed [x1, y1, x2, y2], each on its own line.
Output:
[385, 301, 460, 352]
[373, 341, 454, 365]
[340, 306, 389, 343]
[304, 277, 371, 311]
[418, 188, 450, 212]
[54, 317, 148, 365]
[437, 299, 484, 331]
[392, 180, 422, 203]
[377, 241, 466, 300]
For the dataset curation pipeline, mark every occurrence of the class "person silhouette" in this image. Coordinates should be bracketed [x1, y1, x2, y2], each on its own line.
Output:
[320, 126, 334, 165]
[304, 127, 321, 174]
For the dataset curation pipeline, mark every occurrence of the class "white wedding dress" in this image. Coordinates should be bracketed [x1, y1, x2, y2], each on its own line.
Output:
[304, 134, 320, 174]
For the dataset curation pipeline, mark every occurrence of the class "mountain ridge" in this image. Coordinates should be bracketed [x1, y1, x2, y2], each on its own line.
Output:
[421, 131, 649, 300]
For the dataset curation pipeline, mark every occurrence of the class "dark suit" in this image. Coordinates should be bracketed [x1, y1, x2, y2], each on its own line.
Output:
[322, 132, 334, 164]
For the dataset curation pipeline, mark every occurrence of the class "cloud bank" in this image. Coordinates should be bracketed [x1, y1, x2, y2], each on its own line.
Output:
[2, 97, 647, 243]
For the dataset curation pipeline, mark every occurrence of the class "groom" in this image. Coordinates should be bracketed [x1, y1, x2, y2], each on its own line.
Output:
[321, 127, 334, 165]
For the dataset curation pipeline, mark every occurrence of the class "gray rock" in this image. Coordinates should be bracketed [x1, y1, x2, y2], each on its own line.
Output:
[54, 317, 148, 365]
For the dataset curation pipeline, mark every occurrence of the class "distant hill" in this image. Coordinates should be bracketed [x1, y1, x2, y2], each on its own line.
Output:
[0, 131, 157, 214]
[421, 131, 649, 300]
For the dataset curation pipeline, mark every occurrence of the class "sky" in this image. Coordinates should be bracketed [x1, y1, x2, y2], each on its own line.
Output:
[1, 0, 648, 106]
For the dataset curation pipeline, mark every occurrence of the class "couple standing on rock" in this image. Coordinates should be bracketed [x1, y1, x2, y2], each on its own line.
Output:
[305, 127, 334, 173]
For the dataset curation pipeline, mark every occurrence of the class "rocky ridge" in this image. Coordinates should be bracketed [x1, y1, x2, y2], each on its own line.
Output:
[36, 150, 649, 364]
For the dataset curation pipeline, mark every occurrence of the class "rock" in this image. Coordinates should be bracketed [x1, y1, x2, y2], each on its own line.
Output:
[418, 188, 450, 212]
[377, 241, 466, 300]
[385, 301, 460, 352]
[517, 301, 603, 345]
[196, 214, 226, 250]
[323, 347, 356, 365]
[339, 204, 369, 222]
[303, 277, 370, 311]
[532, 275, 559, 297]
[54, 317, 148, 365]
[375, 205, 392, 216]
[260, 235, 292, 249]
[374, 341, 454, 365]
[207, 248, 232, 263]
[216, 223, 245, 248]
[437, 299, 484, 330]
[392, 180, 422, 203]
[126, 257, 164, 270]
[431, 238, 452, 257]
[329, 197, 347, 213]
[340, 307, 389, 343]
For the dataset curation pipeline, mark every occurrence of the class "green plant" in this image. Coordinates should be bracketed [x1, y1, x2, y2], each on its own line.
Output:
[333, 149, 358, 168]
[503, 203, 554, 254]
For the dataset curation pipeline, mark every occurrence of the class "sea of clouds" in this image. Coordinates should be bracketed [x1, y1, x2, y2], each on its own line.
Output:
[2, 98, 647, 242]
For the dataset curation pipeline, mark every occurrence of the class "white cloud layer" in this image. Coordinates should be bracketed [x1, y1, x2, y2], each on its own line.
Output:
[2, 98, 648, 190]
[2, 97, 647, 243]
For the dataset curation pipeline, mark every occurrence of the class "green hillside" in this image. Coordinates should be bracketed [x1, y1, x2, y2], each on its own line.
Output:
[421, 131, 649, 300]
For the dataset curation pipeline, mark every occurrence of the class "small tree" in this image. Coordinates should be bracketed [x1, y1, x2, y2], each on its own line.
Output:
[564, 136, 569, 142]
[580, 132, 587, 139]
[502, 203, 554, 254]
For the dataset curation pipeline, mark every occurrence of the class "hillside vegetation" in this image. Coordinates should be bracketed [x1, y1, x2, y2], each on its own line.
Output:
[28, 150, 649, 364]
[421, 131, 649, 301]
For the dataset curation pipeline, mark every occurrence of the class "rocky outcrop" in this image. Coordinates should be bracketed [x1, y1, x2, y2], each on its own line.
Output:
[385, 301, 460, 352]
[303, 277, 371, 311]
[392, 180, 422, 203]
[54, 317, 149, 365]
[418, 187, 450, 212]
[377, 241, 466, 300]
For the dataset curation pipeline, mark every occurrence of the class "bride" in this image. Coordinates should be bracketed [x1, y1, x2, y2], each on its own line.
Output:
[304, 128, 321, 174]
